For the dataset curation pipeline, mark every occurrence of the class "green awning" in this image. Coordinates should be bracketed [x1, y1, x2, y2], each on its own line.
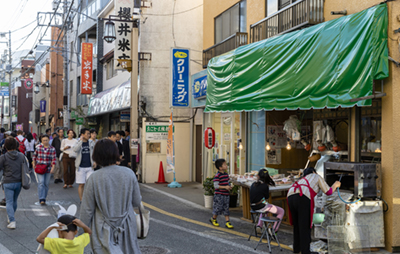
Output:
[205, 4, 388, 112]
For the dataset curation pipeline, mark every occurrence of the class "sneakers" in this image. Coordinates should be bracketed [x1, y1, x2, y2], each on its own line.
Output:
[256, 226, 262, 234]
[54, 179, 63, 183]
[0, 198, 6, 206]
[210, 218, 219, 227]
[225, 221, 234, 229]
[7, 221, 16, 229]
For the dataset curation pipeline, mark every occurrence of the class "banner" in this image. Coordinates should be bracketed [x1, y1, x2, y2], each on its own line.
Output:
[166, 113, 174, 173]
[114, 0, 133, 70]
[170, 48, 190, 107]
[81, 42, 93, 94]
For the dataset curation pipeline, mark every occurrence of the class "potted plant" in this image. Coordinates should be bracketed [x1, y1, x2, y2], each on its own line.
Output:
[203, 176, 214, 208]
[229, 185, 240, 207]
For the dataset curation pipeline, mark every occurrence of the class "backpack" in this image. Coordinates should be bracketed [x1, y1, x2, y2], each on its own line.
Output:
[17, 138, 26, 154]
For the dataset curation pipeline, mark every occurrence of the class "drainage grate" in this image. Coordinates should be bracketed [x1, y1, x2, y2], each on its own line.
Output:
[140, 246, 169, 254]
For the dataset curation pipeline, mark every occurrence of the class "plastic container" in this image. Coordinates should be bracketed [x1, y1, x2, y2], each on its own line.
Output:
[313, 213, 325, 224]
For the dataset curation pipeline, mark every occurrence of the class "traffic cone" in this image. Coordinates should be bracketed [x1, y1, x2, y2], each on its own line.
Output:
[155, 161, 168, 184]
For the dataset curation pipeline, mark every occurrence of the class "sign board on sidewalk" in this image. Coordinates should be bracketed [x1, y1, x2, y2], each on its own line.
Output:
[166, 113, 174, 173]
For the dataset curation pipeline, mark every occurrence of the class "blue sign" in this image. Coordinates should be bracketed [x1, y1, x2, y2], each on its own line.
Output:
[192, 75, 207, 99]
[0, 88, 9, 96]
[40, 100, 46, 113]
[171, 48, 190, 107]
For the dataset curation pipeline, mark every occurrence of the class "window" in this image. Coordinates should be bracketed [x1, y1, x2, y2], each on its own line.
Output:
[106, 60, 117, 80]
[214, 1, 247, 44]
[266, 0, 294, 17]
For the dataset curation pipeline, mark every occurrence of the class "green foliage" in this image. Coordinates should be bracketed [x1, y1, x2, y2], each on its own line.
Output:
[203, 176, 215, 196]
[230, 185, 240, 195]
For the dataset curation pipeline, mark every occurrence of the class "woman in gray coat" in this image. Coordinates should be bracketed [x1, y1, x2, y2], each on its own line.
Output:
[80, 139, 142, 254]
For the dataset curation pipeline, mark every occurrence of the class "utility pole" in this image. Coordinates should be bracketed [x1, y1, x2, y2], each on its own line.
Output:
[8, 30, 11, 131]
[63, 0, 70, 129]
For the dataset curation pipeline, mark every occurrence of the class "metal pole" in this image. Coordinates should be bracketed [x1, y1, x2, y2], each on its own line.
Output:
[130, 22, 139, 158]
[8, 30, 11, 131]
[64, 0, 70, 129]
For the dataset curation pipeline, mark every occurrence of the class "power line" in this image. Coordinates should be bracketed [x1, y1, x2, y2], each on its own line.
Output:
[142, 4, 203, 16]
[10, 20, 36, 33]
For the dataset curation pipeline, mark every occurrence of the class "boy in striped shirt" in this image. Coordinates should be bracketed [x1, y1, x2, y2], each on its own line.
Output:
[210, 159, 234, 229]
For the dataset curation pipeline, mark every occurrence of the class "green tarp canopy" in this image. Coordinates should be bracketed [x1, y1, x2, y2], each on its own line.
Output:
[205, 4, 388, 112]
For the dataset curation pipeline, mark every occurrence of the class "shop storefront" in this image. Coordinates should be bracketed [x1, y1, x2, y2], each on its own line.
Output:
[199, 3, 390, 248]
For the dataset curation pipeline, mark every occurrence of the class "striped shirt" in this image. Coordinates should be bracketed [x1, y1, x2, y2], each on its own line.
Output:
[287, 173, 331, 200]
[213, 172, 230, 196]
[33, 144, 56, 173]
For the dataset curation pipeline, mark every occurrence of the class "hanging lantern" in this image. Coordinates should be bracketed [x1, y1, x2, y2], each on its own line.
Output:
[103, 19, 116, 43]
[204, 127, 215, 149]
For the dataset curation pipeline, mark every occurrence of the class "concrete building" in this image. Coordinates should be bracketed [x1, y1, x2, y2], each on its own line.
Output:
[197, 0, 400, 251]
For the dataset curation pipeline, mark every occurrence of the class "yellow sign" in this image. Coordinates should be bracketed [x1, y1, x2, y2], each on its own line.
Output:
[174, 51, 187, 58]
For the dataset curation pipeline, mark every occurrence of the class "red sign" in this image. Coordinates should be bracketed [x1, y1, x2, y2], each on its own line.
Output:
[24, 78, 33, 89]
[204, 127, 215, 149]
[81, 43, 93, 94]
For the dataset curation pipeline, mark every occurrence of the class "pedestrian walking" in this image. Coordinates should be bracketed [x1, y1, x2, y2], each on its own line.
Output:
[125, 129, 130, 141]
[0, 128, 5, 143]
[80, 138, 142, 254]
[116, 131, 130, 167]
[73, 128, 95, 201]
[24, 132, 36, 169]
[250, 168, 284, 237]
[32, 135, 56, 205]
[52, 128, 64, 184]
[107, 131, 117, 142]
[287, 167, 341, 254]
[90, 129, 98, 143]
[210, 158, 234, 229]
[36, 215, 91, 253]
[61, 129, 78, 189]
[0, 137, 30, 229]
[15, 130, 27, 154]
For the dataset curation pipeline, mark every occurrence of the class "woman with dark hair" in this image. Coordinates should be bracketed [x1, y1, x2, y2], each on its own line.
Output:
[0, 138, 29, 229]
[250, 168, 284, 236]
[80, 139, 142, 253]
[287, 167, 341, 254]
[24, 132, 36, 169]
[60, 129, 78, 188]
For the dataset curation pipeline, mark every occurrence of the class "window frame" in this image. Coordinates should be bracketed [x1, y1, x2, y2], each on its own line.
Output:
[214, 0, 247, 45]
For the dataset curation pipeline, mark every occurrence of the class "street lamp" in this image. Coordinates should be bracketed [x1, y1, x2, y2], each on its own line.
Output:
[103, 19, 116, 43]
[34, 83, 40, 94]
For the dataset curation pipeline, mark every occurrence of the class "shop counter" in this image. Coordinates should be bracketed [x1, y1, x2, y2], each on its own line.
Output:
[233, 181, 291, 224]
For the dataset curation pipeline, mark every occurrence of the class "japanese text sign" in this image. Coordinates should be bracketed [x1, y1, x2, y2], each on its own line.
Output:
[81, 42, 93, 94]
[40, 100, 46, 113]
[114, 0, 133, 70]
[170, 48, 190, 107]
[193, 75, 207, 99]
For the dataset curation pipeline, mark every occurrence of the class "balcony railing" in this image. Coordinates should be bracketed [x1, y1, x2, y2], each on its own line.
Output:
[250, 0, 324, 43]
[203, 32, 248, 68]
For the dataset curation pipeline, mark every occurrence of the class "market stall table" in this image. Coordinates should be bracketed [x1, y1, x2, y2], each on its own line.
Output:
[233, 181, 292, 224]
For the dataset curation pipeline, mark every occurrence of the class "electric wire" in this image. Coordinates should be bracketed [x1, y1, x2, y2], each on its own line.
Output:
[142, 4, 203, 16]
[10, 20, 36, 33]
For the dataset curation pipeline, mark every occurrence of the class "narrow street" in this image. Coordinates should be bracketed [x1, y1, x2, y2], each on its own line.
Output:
[0, 173, 293, 254]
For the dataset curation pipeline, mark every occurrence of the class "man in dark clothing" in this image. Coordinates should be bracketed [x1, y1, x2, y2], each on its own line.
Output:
[116, 131, 130, 167]
[52, 128, 64, 183]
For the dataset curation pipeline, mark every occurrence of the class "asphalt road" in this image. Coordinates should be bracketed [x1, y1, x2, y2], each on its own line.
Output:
[0, 172, 294, 253]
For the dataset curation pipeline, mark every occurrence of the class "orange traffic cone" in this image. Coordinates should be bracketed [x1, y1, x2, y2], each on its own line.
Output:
[155, 161, 168, 184]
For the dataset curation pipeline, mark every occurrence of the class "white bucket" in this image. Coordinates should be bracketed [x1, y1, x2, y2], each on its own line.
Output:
[204, 195, 213, 208]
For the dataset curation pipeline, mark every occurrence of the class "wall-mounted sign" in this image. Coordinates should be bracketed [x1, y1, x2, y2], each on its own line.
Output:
[145, 122, 174, 140]
[16, 124, 23, 131]
[24, 79, 33, 90]
[81, 42, 93, 94]
[12, 95, 17, 107]
[120, 111, 130, 122]
[193, 75, 207, 99]
[40, 100, 46, 113]
[0, 88, 9, 96]
[76, 117, 84, 125]
[114, 0, 133, 70]
[170, 48, 190, 108]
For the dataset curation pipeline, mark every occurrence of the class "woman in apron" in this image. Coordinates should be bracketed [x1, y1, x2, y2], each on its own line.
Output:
[287, 167, 341, 254]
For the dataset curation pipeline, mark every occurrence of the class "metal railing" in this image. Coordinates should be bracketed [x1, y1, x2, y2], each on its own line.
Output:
[250, 0, 324, 43]
[203, 32, 248, 68]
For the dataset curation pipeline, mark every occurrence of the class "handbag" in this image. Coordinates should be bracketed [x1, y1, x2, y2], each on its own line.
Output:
[35, 164, 49, 174]
[59, 152, 63, 161]
[134, 202, 150, 239]
[20, 155, 31, 190]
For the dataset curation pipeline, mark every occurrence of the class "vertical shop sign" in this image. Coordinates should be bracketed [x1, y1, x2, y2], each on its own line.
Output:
[166, 113, 175, 173]
[170, 48, 190, 107]
[114, 0, 133, 70]
[81, 42, 93, 94]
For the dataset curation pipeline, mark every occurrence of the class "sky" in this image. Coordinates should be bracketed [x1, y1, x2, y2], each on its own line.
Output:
[0, 0, 53, 62]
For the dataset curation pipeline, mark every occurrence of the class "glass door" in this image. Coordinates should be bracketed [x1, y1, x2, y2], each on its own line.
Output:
[221, 114, 232, 174]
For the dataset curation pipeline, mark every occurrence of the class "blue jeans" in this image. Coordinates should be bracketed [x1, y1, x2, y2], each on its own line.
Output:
[36, 173, 51, 201]
[3, 182, 22, 222]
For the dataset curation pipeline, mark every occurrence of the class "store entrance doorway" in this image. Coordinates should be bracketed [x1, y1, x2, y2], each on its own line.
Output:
[220, 113, 241, 175]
